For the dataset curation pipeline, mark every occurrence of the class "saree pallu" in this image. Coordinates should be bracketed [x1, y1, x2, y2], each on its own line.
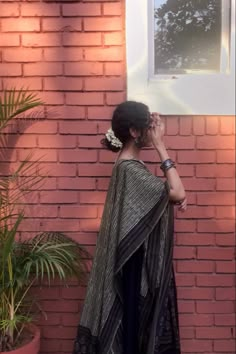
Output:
[73, 160, 181, 354]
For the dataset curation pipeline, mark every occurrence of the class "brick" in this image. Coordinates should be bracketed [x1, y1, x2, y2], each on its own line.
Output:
[181, 177, 215, 191]
[216, 261, 235, 273]
[104, 62, 124, 76]
[176, 233, 215, 246]
[65, 92, 104, 105]
[60, 206, 97, 219]
[38, 136, 76, 148]
[196, 301, 234, 314]
[63, 33, 102, 46]
[104, 32, 123, 46]
[80, 191, 106, 204]
[196, 164, 235, 177]
[216, 178, 235, 191]
[78, 163, 113, 177]
[99, 150, 117, 163]
[106, 92, 126, 105]
[26, 206, 58, 218]
[179, 327, 194, 339]
[214, 340, 236, 352]
[179, 117, 192, 135]
[176, 206, 214, 219]
[4, 48, 42, 62]
[30, 163, 77, 177]
[85, 47, 124, 61]
[40, 191, 77, 204]
[0, 3, 19, 17]
[196, 275, 235, 287]
[59, 122, 97, 135]
[181, 339, 213, 352]
[59, 106, 86, 120]
[216, 206, 235, 219]
[44, 77, 83, 91]
[175, 219, 196, 232]
[220, 116, 235, 135]
[175, 274, 196, 287]
[178, 300, 195, 313]
[217, 149, 235, 163]
[43, 326, 76, 339]
[97, 178, 110, 190]
[197, 135, 235, 149]
[173, 247, 195, 259]
[85, 77, 124, 91]
[177, 260, 214, 273]
[197, 192, 234, 205]
[58, 177, 96, 190]
[22, 33, 60, 47]
[62, 313, 80, 326]
[197, 219, 235, 233]
[15, 135, 37, 148]
[0, 63, 21, 76]
[38, 313, 61, 326]
[79, 135, 103, 148]
[19, 149, 57, 162]
[21, 121, 57, 134]
[103, 2, 122, 15]
[40, 339, 61, 352]
[84, 17, 122, 31]
[0, 33, 20, 46]
[196, 327, 231, 339]
[80, 218, 100, 232]
[42, 18, 82, 32]
[206, 116, 219, 135]
[178, 150, 215, 163]
[59, 149, 97, 163]
[62, 286, 86, 299]
[39, 91, 64, 105]
[64, 62, 103, 76]
[216, 287, 235, 300]
[198, 247, 234, 260]
[165, 136, 195, 149]
[88, 106, 114, 120]
[24, 63, 62, 76]
[178, 287, 214, 300]
[180, 314, 214, 326]
[193, 116, 205, 135]
[40, 219, 81, 232]
[2, 18, 40, 32]
[62, 3, 101, 16]
[44, 48, 83, 62]
[21, 3, 60, 17]
[214, 314, 236, 326]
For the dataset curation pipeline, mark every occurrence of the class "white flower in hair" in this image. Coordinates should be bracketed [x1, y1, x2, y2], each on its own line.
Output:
[105, 128, 123, 148]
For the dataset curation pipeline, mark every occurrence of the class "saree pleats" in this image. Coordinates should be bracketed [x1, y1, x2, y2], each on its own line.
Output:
[73, 160, 181, 354]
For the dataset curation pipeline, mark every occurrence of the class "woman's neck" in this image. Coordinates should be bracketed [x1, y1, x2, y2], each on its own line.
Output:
[118, 141, 141, 160]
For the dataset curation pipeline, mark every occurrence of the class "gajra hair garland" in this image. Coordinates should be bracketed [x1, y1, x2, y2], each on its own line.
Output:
[105, 128, 123, 148]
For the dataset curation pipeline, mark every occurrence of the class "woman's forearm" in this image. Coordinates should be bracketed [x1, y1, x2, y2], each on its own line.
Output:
[154, 142, 186, 202]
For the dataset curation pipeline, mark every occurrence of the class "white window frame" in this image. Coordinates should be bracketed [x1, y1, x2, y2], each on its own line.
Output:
[126, 0, 235, 115]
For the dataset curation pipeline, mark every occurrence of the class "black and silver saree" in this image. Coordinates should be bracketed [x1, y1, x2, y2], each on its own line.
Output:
[73, 159, 181, 354]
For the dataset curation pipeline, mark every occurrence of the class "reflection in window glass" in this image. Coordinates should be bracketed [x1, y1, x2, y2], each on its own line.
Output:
[154, 0, 225, 74]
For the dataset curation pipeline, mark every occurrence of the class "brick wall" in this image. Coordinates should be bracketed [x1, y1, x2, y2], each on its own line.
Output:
[0, 1, 235, 353]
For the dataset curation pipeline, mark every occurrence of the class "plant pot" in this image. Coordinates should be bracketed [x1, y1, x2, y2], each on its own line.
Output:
[1, 324, 40, 354]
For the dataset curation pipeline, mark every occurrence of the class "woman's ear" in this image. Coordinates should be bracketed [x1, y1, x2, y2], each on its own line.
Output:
[129, 127, 140, 139]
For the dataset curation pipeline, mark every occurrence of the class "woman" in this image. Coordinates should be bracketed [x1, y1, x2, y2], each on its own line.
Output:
[73, 101, 187, 354]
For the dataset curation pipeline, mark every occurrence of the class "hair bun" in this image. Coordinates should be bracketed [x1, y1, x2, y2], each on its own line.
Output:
[101, 136, 121, 152]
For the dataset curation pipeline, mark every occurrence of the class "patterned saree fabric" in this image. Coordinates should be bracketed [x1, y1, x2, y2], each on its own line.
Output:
[73, 160, 181, 354]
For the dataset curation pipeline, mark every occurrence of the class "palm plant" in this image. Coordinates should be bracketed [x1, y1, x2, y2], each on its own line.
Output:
[0, 89, 88, 351]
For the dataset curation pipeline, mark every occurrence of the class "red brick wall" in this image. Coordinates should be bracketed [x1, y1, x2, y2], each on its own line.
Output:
[0, 1, 235, 354]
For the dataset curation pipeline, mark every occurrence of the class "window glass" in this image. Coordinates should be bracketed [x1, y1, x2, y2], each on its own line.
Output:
[154, 0, 227, 75]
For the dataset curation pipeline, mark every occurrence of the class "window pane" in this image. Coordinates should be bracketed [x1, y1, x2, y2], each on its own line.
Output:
[154, 0, 225, 74]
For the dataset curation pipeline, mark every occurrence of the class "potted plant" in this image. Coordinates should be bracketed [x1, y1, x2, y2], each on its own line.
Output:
[0, 89, 88, 353]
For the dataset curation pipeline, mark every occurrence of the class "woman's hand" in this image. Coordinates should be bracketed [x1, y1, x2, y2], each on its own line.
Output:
[148, 113, 165, 148]
[176, 197, 187, 212]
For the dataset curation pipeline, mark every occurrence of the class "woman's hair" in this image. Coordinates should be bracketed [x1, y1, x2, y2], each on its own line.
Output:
[101, 101, 151, 152]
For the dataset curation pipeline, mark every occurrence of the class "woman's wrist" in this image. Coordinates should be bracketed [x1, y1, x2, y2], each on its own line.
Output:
[154, 142, 169, 161]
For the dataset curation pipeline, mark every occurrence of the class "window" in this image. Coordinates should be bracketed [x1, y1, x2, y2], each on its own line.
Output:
[126, 0, 235, 115]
